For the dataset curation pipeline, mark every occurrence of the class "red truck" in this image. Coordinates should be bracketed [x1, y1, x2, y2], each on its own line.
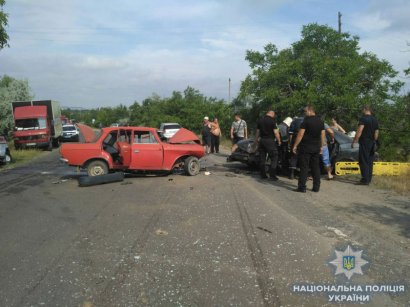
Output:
[12, 100, 63, 150]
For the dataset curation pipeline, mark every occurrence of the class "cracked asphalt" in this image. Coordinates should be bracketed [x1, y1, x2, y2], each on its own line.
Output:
[0, 150, 409, 306]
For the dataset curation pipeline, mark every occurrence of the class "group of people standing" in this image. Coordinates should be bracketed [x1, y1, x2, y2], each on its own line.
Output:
[201, 113, 248, 154]
[201, 117, 221, 154]
[255, 105, 379, 192]
[201, 105, 379, 192]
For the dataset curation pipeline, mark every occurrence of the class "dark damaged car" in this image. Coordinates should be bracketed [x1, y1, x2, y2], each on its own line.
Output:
[227, 129, 361, 171]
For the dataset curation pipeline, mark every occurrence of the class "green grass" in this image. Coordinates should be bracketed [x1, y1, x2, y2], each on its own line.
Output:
[1, 142, 45, 171]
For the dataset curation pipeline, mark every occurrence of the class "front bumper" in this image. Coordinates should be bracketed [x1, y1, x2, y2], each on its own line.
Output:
[14, 141, 50, 149]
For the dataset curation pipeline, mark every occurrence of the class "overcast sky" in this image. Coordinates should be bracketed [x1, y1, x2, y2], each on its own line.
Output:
[1, 0, 409, 108]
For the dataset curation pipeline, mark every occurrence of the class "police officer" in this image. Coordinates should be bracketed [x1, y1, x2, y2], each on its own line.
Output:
[351, 106, 379, 185]
[254, 110, 282, 180]
[288, 109, 305, 179]
[277, 117, 292, 175]
[292, 105, 325, 192]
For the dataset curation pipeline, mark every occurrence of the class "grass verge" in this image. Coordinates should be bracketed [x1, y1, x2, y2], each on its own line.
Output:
[0, 142, 45, 171]
[372, 171, 410, 195]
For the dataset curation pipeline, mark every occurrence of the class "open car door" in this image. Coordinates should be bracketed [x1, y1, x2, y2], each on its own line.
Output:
[116, 129, 132, 168]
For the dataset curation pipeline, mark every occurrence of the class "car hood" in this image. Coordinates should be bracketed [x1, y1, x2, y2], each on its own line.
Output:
[77, 124, 97, 143]
[168, 128, 200, 144]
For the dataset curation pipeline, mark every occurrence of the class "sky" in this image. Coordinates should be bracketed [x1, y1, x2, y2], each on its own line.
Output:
[0, 0, 409, 108]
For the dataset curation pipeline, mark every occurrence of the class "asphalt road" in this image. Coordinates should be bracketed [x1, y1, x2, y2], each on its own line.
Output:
[0, 150, 409, 307]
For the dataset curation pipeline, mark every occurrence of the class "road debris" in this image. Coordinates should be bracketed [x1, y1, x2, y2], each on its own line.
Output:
[225, 173, 237, 177]
[155, 229, 169, 236]
[52, 179, 68, 184]
[257, 226, 273, 234]
[204, 171, 211, 176]
[326, 226, 348, 238]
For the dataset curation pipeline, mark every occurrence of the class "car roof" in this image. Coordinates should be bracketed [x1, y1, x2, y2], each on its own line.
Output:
[160, 123, 180, 126]
[63, 124, 76, 127]
[102, 126, 158, 132]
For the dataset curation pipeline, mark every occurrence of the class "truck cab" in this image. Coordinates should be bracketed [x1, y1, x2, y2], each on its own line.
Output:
[12, 100, 62, 150]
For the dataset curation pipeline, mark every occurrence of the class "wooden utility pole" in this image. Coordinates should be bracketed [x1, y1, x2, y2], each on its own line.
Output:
[228, 78, 231, 103]
[338, 12, 342, 34]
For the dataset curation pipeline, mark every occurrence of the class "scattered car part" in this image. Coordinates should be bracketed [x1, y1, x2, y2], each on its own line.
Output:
[78, 172, 124, 187]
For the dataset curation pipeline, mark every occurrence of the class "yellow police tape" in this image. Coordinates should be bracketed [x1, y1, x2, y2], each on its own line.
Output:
[335, 162, 410, 176]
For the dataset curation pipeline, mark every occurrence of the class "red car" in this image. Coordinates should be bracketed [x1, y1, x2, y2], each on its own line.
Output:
[60, 126, 205, 176]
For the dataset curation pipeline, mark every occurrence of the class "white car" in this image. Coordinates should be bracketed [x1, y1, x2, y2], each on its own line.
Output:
[159, 123, 181, 139]
[0, 135, 12, 165]
[61, 124, 79, 142]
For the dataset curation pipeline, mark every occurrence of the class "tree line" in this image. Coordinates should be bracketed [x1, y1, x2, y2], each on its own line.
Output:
[1, 23, 409, 161]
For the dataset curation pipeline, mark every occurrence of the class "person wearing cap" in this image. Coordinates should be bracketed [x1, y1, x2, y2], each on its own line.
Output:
[277, 116, 293, 175]
[230, 113, 247, 152]
[202, 117, 212, 154]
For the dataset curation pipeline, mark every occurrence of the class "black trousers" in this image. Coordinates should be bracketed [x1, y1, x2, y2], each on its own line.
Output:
[211, 135, 220, 153]
[278, 141, 290, 172]
[359, 139, 375, 184]
[289, 138, 298, 169]
[259, 138, 278, 177]
[298, 151, 321, 191]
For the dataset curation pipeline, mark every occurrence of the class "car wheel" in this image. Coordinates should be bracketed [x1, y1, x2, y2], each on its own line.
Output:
[47, 140, 53, 151]
[52, 138, 60, 148]
[184, 156, 200, 176]
[87, 160, 109, 177]
[5, 151, 12, 163]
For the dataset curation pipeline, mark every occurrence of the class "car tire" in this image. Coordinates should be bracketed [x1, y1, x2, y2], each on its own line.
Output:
[47, 140, 53, 151]
[87, 160, 109, 177]
[52, 138, 60, 148]
[78, 172, 124, 187]
[5, 150, 12, 163]
[184, 156, 200, 176]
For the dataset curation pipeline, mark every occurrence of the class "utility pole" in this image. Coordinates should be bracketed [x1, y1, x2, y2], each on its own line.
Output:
[338, 12, 342, 34]
[228, 78, 231, 103]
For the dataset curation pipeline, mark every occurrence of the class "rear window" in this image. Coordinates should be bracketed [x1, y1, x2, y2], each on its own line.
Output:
[164, 124, 181, 130]
[63, 125, 76, 131]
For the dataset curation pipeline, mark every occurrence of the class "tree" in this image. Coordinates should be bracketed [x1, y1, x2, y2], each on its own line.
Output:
[0, 0, 9, 50]
[129, 87, 232, 134]
[238, 24, 403, 131]
[0, 75, 34, 134]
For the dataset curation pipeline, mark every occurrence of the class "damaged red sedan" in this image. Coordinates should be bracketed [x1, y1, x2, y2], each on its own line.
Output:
[60, 126, 205, 176]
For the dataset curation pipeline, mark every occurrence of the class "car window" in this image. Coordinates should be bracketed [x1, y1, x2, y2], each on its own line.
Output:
[118, 129, 132, 143]
[164, 124, 181, 130]
[134, 131, 158, 144]
[63, 125, 76, 131]
[103, 131, 118, 145]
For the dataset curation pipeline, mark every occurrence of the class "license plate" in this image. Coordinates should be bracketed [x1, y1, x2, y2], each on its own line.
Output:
[26, 143, 36, 146]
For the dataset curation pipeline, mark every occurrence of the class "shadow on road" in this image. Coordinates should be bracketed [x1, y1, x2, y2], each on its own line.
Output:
[335, 202, 410, 238]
